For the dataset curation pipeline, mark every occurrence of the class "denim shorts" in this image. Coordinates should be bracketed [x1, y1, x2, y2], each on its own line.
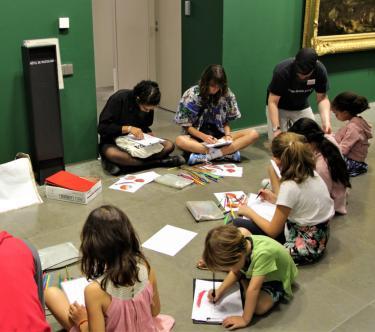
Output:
[261, 280, 285, 303]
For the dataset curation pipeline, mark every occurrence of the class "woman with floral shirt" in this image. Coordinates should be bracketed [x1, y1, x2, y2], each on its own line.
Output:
[175, 65, 258, 165]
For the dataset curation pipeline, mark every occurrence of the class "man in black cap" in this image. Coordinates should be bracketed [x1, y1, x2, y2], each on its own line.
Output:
[266, 48, 331, 139]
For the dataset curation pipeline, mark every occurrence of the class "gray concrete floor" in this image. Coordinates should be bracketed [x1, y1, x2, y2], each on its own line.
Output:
[2, 101, 375, 331]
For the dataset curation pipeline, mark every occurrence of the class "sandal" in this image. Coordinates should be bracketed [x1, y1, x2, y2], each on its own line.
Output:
[196, 258, 208, 270]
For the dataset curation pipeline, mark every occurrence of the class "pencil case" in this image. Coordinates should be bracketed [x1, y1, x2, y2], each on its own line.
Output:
[154, 174, 193, 189]
[186, 200, 224, 222]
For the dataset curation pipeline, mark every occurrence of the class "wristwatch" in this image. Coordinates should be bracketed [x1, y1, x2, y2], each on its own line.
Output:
[272, 126, 281, 132]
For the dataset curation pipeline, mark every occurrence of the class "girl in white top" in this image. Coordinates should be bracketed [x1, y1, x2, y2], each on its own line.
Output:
[237, 132, 335, 264]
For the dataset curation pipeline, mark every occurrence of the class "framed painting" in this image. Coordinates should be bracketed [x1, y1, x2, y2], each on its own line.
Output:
[303, 0, 375, 55]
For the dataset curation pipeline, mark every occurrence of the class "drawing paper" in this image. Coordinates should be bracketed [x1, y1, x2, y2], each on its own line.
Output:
[247, 193, 276, 222]
[61, 278, 90, 305]
[203, 138, 232, 149]
[203, 164, 243, 177]
[110, 171, 160, 193]
[192, 279, 243, 323]
[214, 191, 246, 211]
[125, 133, 164, 146]
[142, 225, 197, 256]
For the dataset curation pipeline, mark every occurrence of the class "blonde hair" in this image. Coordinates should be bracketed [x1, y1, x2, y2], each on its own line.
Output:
[203, 225, 247, 271]
[271, 132, 315, 184]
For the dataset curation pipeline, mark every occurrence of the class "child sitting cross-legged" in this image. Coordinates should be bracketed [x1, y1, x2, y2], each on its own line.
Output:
[203, 225, 298, 330]
[45, 205, 174, 332]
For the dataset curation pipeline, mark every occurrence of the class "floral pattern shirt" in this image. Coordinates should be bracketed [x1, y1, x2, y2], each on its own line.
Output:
[175, 85, 241, 134]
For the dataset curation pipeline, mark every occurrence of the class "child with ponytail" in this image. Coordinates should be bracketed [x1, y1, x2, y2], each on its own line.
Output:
[332, 91, 372, 176]
[234, 132, 335, 264]
[289, 117, 351, 214]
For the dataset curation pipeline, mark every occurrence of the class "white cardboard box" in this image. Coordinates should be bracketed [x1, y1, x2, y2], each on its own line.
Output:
[45, 178, 102, 204]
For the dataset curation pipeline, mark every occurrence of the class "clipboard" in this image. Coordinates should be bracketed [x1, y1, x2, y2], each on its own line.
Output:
[192, 278, 244, 325]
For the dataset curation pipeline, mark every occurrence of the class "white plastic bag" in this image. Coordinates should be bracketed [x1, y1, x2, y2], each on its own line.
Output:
[186, 200, 224, 222]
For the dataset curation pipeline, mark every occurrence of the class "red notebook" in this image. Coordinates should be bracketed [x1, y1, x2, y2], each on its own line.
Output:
[45, 171, 96, 192]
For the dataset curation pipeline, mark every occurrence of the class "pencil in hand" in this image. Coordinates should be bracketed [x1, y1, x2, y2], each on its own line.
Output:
[212, 272, 216, 304]
[256, 183, 269, 200]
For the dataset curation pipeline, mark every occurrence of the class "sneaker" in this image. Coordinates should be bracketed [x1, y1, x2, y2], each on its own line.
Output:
[188, 153, 209, 166]
[223, 151, 241, 162]
[159, 155, 185, 167]
[101, 159, 121, 176]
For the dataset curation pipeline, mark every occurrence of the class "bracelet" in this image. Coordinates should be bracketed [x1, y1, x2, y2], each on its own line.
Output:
[78, 319, 88, 328]
[128, 126, 132, 134]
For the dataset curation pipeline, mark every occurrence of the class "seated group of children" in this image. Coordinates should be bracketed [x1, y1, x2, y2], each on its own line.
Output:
[1, 91, 371, 331]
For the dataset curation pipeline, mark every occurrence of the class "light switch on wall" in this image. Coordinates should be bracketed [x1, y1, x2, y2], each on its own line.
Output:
[59, 17, 70, 30]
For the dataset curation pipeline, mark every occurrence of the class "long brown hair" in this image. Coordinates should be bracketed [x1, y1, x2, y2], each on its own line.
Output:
[203, 225, 247, 271]
[271, 132, 315, 183]
[80, 205, 149, 290]
[199, 64, 228, 106]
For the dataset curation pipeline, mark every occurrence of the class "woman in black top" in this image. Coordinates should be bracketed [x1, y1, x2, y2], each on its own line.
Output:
[98, 80, 184, 175]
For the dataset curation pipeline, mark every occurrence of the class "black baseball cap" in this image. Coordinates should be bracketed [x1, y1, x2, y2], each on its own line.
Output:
[294, 48, 318, 75]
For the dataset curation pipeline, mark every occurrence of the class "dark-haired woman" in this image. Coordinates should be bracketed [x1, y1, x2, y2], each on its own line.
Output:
[332, 91, 372, 176]
[98, 80, 184, 175]
[175, 64, 259, 165]
[289, 118, 351, 214]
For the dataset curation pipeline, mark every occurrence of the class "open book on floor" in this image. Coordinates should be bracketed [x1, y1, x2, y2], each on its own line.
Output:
[192, 279, 243, 324]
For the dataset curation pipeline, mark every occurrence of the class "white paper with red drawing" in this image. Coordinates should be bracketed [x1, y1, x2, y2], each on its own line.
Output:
[109, 171, 160, 193]
[191, 279, 243, 323]
[202, 163, 243, 177]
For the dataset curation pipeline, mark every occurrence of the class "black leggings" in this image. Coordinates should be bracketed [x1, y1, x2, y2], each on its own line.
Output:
[233, 218, 286, 244]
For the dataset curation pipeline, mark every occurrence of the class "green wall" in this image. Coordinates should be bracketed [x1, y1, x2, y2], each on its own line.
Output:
[221, 0, 375, 129]
[0, 0, 97, 164]
[181, 0, 223, 92]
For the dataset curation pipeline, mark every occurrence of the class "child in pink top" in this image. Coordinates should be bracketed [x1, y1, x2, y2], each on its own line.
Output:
[332, 92, 372, 176]
[45, 205, 174, 332]
[289, 118, 351, 214]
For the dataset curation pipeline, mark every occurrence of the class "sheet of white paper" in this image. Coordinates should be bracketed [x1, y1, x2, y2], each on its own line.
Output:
[203, 138, 232, 148]
[142, 225, 197, 256]
[0, 158, 43, 213]
[192, 279, 243, 323]
[61, 278, 90, 305]
[270, 159, 281, 178]
[203, 164, 243, 177]
[247, 193, 276, 222]
[109, 171, 160, 193]
[214, 191, 246, 211]
[126, 133, 164, 146]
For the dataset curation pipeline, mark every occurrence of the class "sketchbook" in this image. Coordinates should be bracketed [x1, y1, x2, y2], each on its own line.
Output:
[125, 133, 165, 146]
[192, 279, 243, 324]
[203, 138, 232, 148]
[38, 242, 80, 271]
[61, 277, 90, 305]
[247, 193, 276, 222]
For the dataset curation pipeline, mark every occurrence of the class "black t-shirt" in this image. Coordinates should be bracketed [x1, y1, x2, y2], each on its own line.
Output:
[98, 89, 154, 145]
[266, 58, 329, 111]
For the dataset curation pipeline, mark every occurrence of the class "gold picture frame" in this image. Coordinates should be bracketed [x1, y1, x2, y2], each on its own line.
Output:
[303, 0, 375, 55]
